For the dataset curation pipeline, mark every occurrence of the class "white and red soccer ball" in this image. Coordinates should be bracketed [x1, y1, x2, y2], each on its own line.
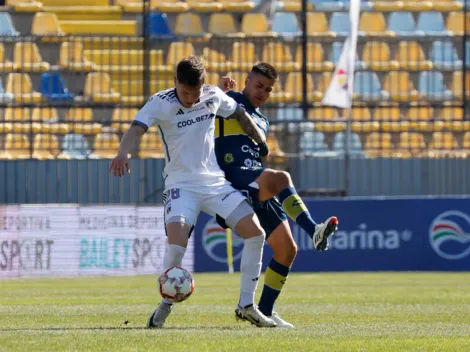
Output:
[158, 266, 195, 303]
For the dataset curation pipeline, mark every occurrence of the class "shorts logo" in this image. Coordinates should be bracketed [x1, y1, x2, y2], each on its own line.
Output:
[429, 211, 470, 260]
[224, 153, 234, 164]
[202, 218, 244, 263]
[221, 190, 238, 201]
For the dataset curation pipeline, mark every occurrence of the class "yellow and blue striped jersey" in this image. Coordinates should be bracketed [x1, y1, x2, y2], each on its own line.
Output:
[215, 91, 269, 170]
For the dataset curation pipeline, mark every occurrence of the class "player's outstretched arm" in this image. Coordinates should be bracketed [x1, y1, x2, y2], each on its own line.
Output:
[109, 124, 146, 177]
[229, 105, 269, 158]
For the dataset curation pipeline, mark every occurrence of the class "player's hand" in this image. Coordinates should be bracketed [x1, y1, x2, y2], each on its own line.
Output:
[109, 152, 130, 177]
[218, 76, 236, 93]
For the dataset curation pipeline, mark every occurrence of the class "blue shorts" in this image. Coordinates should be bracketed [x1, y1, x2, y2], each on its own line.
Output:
[216, 166, 288, 238]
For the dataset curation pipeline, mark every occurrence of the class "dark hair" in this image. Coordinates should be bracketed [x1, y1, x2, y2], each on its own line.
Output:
[251, 62, 278, 81]
[176, 56, 206, 87]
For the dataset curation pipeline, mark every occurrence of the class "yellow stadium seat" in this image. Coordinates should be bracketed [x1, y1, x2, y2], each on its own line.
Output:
[383, 72, 419, 102]
[41, 0, 108, 5]
[112, 80, 173, 105]
[84, 49, 168, 73]
[351, 107, 379, 133]
[427, 132, 460, 157]
[208, 13, 243, 37]
[150, 0, 189, 12]
[434, 1, 463, 12]
[268, 80, 289, 104]
[225, 72, 247, 90]
[174, 13, 211, 41]
[402, 1, 434, 11]
[446, 11, 470, 35]
[84, 72, 121, 104]
[6, 0, 43, 12]
[14, 42, 50, 72]
[308, 107, 344, 133]
[451, 71, 470, 100]
[32, 134, 60, 160]
[6, 73, 42, 103]
[316, 72, 333, 95]
[65, 108, 101, 135]
[3, 134, 31, 160]
[261, 42, 295, 73]
[439, 106, 470, 132]
[282, 0, 302, 12]
[60, 20, 136, 36]
[91, 133, 120, 159]
[241, 13, 276, 36]
[394, 41, 433, 71]
[374, 105, 406, 132]
[203, 47, 232, 72]
[230, 42, 257, 71]
[31, 12, 64, 36]
[204, 72, 220, 86]
[0, 43, 15, 72]
[295, 43, 333, 72]
[187, 0, 223, 12]
[362, 41, 399, 71]
[111, 108, 139, 133]
[218, 0, 255, 12]
[42, 5, 122, 21]
[31, 108, 69, 134]
[60, 42, 94, 71]
[364, 132, 395, 157]
[372, 1, 404, 12]
[397, 132, 426, 157]
[407, 106, 443, 132]
[4, 108, 37, 134]
[359, 13, 394, 37]
[166, 42, 195, 68]
[463, 132, 470, 151]
[139, 131, 165, 158]
[306, 12, 335, 37]
[285, 72, 322, 103]
[117, 0, 143, 13]
[0, 118, 12, 134]
[267, 133, 287, 165]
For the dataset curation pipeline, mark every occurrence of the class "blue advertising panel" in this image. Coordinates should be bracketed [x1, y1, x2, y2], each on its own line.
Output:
[193, 197, 470, 272]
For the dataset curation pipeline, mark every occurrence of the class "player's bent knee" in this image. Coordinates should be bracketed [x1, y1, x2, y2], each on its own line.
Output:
[262, 169, 292, 195]
[226, 201, 265, 239]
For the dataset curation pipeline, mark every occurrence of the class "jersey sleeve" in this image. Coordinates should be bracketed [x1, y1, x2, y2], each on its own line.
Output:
[133, 94, 163, 131]
[215, 86, 238, 118]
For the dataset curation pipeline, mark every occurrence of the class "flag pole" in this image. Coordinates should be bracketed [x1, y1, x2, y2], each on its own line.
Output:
[344, 107, 352, 196]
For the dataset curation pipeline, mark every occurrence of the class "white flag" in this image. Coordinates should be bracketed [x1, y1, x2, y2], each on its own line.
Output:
[322, 0, 361, 109]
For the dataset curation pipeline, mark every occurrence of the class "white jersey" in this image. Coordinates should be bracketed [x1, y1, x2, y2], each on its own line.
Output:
[133, 85, 238, 192]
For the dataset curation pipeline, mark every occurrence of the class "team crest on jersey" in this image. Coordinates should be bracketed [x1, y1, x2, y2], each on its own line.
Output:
[224, 153, 234, 164]
[205, 99, 215, 110]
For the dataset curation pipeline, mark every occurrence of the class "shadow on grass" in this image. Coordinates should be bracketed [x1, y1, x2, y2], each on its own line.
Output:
[0, 325, 240, 332]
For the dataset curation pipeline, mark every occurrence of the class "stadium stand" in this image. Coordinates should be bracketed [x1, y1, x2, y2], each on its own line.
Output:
[0, 0, 467, 160]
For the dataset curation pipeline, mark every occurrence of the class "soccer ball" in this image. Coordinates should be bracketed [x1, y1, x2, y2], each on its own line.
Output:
[158, 266, 195, 303]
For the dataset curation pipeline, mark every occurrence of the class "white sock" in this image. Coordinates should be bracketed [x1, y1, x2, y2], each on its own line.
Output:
[239, 234, 265, 308]
[163, 244, 186, 270]
[161, 244, 186, 305]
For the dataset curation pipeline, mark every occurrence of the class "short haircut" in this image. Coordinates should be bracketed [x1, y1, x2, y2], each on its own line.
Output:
[251, 62, 278, 81]
[176, 56, 206, 87]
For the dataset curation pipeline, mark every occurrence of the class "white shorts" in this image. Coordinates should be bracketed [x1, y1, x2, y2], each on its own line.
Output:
[163, 183, 247, 226]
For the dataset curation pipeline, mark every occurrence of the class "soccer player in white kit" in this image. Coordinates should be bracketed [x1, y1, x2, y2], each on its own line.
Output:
[109, 56, 277, 328]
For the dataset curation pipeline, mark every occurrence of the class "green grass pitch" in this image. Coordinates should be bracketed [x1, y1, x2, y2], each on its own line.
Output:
[1, 273, 470, 351]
